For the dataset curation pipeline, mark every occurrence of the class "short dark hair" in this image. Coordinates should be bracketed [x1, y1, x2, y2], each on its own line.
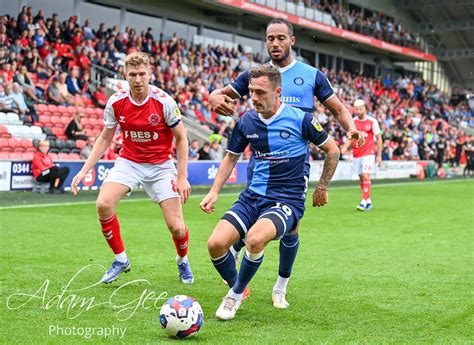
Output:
[248, 64, 281, 89]
[266, 18, 294, 36]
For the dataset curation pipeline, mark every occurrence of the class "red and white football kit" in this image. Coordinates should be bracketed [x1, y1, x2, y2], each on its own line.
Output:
[103, 85, 182, 203]
[352, 115, 380, 175]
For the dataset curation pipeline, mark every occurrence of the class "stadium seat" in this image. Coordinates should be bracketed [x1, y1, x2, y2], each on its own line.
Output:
[58, 152, 69, 160]
[8, 138, 24, 152]
[9, 152, 23, 160]
[68, 153, 81, 160]
[6, 112, 21, 125]
[48, 104, 59, 114]
[60, 116, 70, 126]
[0, 112, 8, 125]
[66, 106, 77, 115]
[0, 152, 10, 159]
[57, 105, 68, 114]
[50, 152, 59, 161]
[21, 138, 34, 150]
[52, 127, 65, 138]
[35, 103, 49, 115]
[75, 139, 86, 149]
[50, 115, 61, 124]
[0, 125, 11, 138]
[21, 152, 35, 160]
[0, 138, 12, 151]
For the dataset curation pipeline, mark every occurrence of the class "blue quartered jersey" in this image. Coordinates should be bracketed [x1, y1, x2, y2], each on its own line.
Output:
[227, 104, 329, 206]
[229, 60, 335, 112]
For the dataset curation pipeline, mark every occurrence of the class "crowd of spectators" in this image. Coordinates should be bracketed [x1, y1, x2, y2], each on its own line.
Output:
[0, 6, 473, 169]
[292, 0, 420, 49]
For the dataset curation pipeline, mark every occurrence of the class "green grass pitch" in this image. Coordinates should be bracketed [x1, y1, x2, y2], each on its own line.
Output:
[1, 180, 473, 344]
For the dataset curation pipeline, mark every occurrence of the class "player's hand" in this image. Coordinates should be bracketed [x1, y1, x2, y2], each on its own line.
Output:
[177, 177, 191, 204]
[313, 184, 328, 207]
[209, 93, 236, 116]
[71, 170, 87, 195]
[376, 156, 382, 167]
[347, 129, 365, 148]
[199, 191, 218, 214]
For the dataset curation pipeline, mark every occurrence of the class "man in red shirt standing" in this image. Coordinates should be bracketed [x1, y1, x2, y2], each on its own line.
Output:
[342, 99, 382, 211]
[71, 52, 194, 284]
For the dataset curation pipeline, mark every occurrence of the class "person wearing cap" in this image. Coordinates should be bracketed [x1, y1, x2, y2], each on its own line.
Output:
[341, 99, 383, 211]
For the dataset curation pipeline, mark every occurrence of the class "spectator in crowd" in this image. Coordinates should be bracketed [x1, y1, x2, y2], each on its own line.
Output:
[14, 65, 40, 102]
[0, 82, 17, 112]
[198, 142, 211, 160]
[66, 66, 81, 96]
[66, 111, 88, 140]
[188, 139, 200, 160]
[11, 82, 38, 122]
[92, 84, 107, 108]
[209, 140, 223, 160]
[57, 71, 73, 104]
[47, 76, 63, 105]
[80, 136, 96, 159]
[464, 138, 474, 176]
[32, 140, 70, 194]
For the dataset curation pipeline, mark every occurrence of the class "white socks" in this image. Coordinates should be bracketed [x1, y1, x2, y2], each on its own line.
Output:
[273, 275, 290, 294]
[115, 251, 128, 263]
[176, 255, 188, 264]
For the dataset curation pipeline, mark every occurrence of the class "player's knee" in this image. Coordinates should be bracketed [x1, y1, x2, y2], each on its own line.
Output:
[207, 236, 226, 257]
[246, 234, 265, 253]
[96, 197, 115, 216]
[168, 224, 186, 238]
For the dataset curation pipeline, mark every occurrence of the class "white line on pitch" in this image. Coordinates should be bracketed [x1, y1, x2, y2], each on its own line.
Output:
[0, 179, 470, 210]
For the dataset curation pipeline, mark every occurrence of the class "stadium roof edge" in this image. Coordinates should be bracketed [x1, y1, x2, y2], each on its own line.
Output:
[209, 0, 437, 62]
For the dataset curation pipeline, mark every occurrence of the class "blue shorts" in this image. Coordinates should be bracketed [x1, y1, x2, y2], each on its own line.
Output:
[222, 189, 304, 240]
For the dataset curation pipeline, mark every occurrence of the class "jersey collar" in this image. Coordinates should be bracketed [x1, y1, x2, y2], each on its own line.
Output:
[258, 102, 285, 125]
[127, 86, 151, 106]
[270, 58, 297, 73]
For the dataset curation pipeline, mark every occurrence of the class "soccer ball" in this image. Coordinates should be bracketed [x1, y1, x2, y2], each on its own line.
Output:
[159, 295, 204, 338]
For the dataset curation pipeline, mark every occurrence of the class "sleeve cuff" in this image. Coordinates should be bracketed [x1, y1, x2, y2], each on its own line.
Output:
[228, 84, 242, 98]
[320, 93, 335, 103]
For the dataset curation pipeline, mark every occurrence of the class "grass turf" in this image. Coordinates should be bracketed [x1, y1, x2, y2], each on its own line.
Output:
[1, 180, 473, 344]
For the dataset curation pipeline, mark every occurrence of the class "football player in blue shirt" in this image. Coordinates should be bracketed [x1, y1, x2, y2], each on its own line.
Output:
[209, 18, 364, 308]
[200, 64, 340, 320]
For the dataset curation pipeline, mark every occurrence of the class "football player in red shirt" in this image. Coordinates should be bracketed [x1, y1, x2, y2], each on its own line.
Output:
[341, 99, 383, 211]
[71, 52, 194, 284]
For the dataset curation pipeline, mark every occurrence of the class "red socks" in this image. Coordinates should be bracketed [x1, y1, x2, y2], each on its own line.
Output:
[172, 228, 189, 257]
[99, 213, 124, 254]
[362, 180, 371, 200]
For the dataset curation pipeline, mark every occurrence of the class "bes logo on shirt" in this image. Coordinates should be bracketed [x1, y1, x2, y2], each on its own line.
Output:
[148, 114, 161, 126]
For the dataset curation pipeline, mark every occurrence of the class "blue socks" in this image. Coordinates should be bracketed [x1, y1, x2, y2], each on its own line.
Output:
[232, 250, 264, 295]
[278, 233, 299, 279]
[211, 251, 237, 287]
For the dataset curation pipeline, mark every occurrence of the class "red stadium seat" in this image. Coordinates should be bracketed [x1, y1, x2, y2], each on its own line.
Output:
[57, 105, 68, 114]
[0, 152, 10, 159]
[9, 152, 23, 160]
[0, 138, 12, 151]
[68, 153, 81, 160]
[94, 108, 103, 116]
[48, 104, 59, 114]
[50, 115, 61, 124]
[0, 125, 11, 138]
[20, 139, 33, 149]
[58, 152, 69, 160]
[52, 127, 65, 137]
[60, 117, 70, 125]
[8, 138, 22, 150]
[85, 107, 95, 115]
[66, 106, 77, 115]
[21, 152, 35, 161]
[75, 139, 86, 149]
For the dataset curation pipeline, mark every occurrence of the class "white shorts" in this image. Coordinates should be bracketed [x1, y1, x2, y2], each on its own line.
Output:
[353, 155, 375, 175]
[103, 157, 179, 203]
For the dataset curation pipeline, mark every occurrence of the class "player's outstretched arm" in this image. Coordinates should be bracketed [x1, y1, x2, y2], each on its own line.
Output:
[323, 96, 365, 147]
[199, 152, 239, 213]
[171, 122, 191, 204]
[208, 85, 239, 116]
[71, 127, 116, 195]
[313, 137, 340, 207]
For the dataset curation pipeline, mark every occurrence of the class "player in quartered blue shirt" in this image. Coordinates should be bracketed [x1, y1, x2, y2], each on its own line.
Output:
[208, 18, 364, 309]
[200, 64, 340, 320]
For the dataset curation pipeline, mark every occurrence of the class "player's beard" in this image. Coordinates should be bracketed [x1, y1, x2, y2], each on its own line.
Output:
[269, 47, 290, 64]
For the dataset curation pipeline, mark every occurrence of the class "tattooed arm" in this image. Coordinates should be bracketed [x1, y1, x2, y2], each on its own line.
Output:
[313, 137, 340, 207]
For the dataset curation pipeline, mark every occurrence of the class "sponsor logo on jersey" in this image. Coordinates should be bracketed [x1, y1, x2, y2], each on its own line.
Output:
[148, 113, 161, 126]
[365, 124, 371, 131]
[280, 130, 291, 139]
[281, 96, 301, 104]
[124, 130, 159, 142]
[294, 77, 304, 86]
[119, 116, 126, 123]
[311, 118, 323, 131]
[246, 133, 259, 139]
[254, 150, 289, 160]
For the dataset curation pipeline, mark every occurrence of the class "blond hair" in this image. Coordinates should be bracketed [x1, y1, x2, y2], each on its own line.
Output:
[124, 52, 150, 71]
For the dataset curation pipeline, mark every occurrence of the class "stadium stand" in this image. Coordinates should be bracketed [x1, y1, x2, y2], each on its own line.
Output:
[0, 3, 472, 165]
